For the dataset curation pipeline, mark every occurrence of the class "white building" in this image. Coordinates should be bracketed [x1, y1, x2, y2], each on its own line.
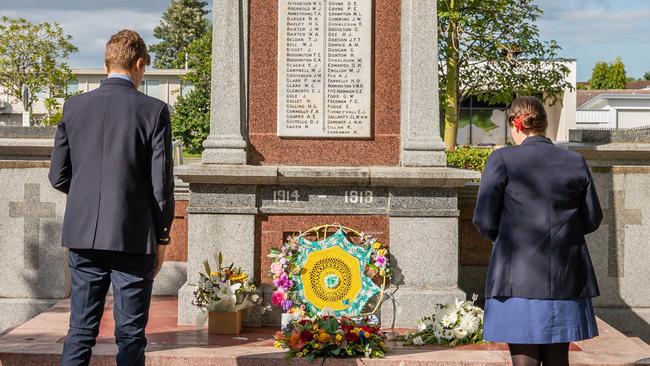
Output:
[576, 90, 650, 129]
[0, 68, 190, 126]
[455, 60, 577, 145]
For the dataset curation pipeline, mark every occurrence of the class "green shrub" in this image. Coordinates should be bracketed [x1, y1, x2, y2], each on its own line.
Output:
[171, 87, 210, 154]
[446, 146, 493, 172]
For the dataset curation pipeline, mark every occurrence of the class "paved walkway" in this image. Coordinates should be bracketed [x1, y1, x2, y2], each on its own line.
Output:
[1, 297, 649, 365]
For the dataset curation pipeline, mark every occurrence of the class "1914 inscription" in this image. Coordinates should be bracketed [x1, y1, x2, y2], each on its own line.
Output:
[278, 0, 372, 138]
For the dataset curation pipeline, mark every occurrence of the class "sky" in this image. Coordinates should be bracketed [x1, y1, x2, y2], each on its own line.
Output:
[0, 0, 648, 82]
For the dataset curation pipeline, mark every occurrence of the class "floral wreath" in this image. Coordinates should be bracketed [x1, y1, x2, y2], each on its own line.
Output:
[268, 224, 391, 318]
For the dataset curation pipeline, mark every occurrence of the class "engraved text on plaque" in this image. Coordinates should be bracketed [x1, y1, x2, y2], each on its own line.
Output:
[278, 0, 372, 138]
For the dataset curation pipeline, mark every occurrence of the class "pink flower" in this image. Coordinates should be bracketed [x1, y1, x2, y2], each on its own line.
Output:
[279, 258, 288, 265]
[270, 262, 283, 275]
[375, 255, 386, 267]
[272, 290, 284, 306]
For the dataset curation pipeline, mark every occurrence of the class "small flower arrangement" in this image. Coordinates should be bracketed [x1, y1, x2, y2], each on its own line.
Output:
[192, 253, 261, 327]
[273, 309, 388, 361]
[400, 295, 484, 347]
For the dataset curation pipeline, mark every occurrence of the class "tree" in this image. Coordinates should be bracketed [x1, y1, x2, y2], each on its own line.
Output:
[608, 57, 627, 89]
[589, 57, 627, 89]
[644, 71, 650, 81]
[589, 61, 610, 89]
[171, 31, 211, 153]
[0, 16, 77, 112]
[438, 0, 572, 151]
[149, 0, 210, 69]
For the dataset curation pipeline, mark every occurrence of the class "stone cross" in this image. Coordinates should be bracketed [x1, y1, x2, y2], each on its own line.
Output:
[601, 189, 642, 277]
[9, 183, 56, 270]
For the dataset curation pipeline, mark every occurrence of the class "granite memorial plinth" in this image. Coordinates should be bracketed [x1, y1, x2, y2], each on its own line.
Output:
[177, 0, 478, 328]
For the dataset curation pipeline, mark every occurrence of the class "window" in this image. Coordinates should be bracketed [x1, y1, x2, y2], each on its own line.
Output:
[140, 79, 161, 99]
[66, 80, 79, 95]
[456, 96, 508, 146]
[180, 81, 195, 97]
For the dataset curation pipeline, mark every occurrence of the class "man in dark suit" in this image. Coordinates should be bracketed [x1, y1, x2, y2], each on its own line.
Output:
[49, 29, 174, 366]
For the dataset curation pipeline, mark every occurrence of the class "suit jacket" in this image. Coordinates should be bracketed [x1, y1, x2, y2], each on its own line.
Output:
[49, 77, 175, 255]
[473, 135, 602, 299]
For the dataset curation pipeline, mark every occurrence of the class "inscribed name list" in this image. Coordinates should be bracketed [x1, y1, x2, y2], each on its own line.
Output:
[278, 0, 372, 138]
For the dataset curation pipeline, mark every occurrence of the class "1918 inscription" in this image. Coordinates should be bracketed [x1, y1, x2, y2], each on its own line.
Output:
[278, 0, 372, 138]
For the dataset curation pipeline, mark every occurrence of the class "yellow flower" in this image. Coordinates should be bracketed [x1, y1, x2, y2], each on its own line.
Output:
[229, 272, 248, 282]
[364, 331, 370, 338]
[377, 249, 387, 256]
[335, 334, 343, 342]
[273, 341, 284, 349]
[318, 332, 331, 343]
[210, 271, 218, 276]
[373, 242, 382, 249]
[379, 270, 386, 277]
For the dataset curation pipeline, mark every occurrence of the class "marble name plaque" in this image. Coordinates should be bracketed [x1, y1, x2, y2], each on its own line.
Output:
[278, 0, 372, 138]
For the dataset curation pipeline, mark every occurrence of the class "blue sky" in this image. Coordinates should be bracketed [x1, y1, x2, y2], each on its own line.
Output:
[0, 0, 647, 81]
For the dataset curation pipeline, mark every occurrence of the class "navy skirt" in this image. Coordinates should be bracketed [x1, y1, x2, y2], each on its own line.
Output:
[483, 297, 598, 344]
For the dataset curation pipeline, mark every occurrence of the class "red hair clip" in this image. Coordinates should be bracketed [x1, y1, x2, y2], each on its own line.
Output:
[512, 114, 528, 132]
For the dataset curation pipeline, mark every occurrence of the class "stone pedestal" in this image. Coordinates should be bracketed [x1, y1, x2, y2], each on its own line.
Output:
[563, 127, 650, 342]
[0, 128, 68, 333]
[180, 0, 478, 329]
[176, 166, 478, 327]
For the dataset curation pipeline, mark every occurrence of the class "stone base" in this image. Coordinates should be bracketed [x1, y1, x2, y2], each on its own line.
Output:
[201, 148, 247, 165]
[152, 261, 187, 296]
[596, 306, 650, 343]
[401, 150, 447, 167]
[380, 286, 466, 328]
[177, 282, 200, 326]
[0, 298, 57, 334]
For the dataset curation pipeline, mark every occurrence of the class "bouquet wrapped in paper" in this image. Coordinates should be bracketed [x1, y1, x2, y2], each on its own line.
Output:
[401, 294, 484, 347]
[192, 253, 261, 327]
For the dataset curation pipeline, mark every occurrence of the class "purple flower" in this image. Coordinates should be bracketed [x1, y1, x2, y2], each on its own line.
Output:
[273, 273, 293, 290]
[281, 300, 293, 311]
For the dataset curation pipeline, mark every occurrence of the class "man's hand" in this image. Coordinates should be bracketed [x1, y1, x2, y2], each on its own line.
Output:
[154, 243, 167, 278]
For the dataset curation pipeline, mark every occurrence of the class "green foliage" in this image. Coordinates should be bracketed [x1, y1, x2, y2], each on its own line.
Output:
[41, 97, 63, 126]
[589, 57, 626, 89]
[438, 0, 572, 150]
[609, 57, 627, 89]
[0, 16, 77, 111]
[149, 0, 210, 69]
[644, 71, 650, 81]
[170, 31, 211, 153]
[446, 146, 493, 172]
[171, 87, 210, 153]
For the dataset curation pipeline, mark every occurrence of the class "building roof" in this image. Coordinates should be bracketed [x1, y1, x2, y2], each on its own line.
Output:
[626, 80, 650, 90]
[71, 68, 189, 76]
[577, 89, 650, 109]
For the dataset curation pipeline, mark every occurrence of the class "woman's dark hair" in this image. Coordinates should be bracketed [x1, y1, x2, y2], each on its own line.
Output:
[506, 96, 548, 134]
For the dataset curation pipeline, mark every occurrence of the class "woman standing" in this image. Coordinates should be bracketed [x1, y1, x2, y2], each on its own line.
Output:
[473, 96, 603, 366]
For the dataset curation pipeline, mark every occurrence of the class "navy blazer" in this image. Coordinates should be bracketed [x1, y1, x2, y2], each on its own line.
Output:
[473, 135, 602, 299]
[49, 78, 175, 255]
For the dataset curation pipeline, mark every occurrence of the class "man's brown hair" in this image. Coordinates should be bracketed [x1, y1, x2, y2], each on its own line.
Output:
[104, 29, 151, 71]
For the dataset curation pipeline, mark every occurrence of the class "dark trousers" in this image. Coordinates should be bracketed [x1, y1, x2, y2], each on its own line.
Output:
[61, 249, 156, 366]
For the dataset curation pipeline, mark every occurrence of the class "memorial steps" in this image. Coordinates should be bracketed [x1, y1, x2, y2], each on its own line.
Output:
[1, 297, 649, 365]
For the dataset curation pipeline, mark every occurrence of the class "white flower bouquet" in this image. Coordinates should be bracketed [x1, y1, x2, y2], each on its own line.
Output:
[401, 294, 484, 347]
[192, 253, 262, 328]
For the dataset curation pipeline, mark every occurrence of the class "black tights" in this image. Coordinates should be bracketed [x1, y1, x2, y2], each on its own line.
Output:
[508, 343, 570, 366]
